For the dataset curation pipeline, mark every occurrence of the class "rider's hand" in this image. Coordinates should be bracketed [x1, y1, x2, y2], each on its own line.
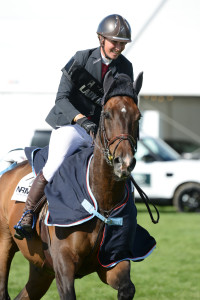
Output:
[76, 117, 97, 137]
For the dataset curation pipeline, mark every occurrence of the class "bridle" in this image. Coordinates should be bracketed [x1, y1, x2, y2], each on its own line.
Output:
[98, 105, 138, 166]
[97, 101, 160, 224]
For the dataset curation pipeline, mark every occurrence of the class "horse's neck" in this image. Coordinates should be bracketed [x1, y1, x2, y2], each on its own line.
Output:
[89, 147, 126, 211]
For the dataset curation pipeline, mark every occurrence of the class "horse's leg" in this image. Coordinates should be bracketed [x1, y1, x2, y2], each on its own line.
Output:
[98, 261, 135, 300]
[14, 263, 54, 300]
[0, 218, 18, 300]
[52, 243, 76, 300]
[54, 256, 76, 300]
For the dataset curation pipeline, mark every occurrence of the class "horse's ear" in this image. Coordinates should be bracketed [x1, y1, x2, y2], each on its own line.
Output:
[133, 72, 143, 95]
[103, 70, 115, 94]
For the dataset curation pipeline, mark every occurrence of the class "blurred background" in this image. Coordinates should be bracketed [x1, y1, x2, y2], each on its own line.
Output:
[0, 0, 200, 158]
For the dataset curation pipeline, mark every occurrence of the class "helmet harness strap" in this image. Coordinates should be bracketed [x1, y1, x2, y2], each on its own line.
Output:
[99, 35, 112, 60]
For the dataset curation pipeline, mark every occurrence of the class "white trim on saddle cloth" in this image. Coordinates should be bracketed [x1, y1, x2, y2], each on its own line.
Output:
[97, 242, 157, 268]
[11, 173, 34, 202]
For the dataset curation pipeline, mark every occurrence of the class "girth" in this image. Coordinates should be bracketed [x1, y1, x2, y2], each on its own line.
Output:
[39, 202, 54, 270]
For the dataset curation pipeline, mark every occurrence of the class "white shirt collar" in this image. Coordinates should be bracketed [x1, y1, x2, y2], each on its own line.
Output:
[101, 53, 112, 66]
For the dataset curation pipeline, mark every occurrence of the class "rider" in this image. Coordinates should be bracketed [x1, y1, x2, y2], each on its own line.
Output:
[14, 14, 134, 240]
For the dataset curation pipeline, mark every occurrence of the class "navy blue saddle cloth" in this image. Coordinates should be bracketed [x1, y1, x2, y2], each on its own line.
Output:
[25, 145, 156, 268]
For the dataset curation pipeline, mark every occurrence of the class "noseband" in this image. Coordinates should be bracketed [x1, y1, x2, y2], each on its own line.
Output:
[98, 108, 138, 166]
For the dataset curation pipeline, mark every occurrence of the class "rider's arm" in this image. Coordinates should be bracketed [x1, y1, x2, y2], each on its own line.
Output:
[55, 72, 81, 124]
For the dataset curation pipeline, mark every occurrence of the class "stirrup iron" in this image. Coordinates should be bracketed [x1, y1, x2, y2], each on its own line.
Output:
[14, 210, 37, 240]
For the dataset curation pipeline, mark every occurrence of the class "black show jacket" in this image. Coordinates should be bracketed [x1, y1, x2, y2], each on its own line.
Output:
[45, 47, 133, 129]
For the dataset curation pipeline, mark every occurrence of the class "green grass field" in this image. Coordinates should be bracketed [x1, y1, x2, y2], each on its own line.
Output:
[8, 205, 200, 299]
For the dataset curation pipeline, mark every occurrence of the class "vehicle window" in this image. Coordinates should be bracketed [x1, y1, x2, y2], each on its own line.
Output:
[142, 137, 180, 161]
[135, 142, 151, 161]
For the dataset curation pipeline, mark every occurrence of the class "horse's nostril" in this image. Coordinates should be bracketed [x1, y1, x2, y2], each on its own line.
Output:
[114, 157, 121, 164]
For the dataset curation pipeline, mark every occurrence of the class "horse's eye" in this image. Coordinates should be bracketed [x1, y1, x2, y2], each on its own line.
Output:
[104, 111, 111, 119]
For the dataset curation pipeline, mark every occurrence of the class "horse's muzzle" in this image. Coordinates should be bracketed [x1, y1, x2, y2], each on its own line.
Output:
[113, 156, 136, 179]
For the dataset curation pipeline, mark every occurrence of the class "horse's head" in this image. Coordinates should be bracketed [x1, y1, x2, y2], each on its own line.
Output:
[98, 71, 142, 180]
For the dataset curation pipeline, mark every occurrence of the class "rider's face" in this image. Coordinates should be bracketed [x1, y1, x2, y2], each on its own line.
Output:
[103, 38, 127, 59]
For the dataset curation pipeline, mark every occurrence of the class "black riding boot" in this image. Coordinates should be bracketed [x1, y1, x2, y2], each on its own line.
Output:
[14, 170, 48, 240]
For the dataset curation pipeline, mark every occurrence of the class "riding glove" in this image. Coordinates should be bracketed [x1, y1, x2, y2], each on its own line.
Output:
[76, 117, 97, 136]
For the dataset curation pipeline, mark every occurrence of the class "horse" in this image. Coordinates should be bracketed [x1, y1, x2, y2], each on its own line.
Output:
[0, 71, 154, 300]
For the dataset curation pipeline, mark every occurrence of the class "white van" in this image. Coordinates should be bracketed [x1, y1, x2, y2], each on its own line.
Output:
[132, 135, 200, 212]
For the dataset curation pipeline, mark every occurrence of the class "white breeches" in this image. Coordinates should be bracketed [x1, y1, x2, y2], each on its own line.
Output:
[43, 124, 93, 181]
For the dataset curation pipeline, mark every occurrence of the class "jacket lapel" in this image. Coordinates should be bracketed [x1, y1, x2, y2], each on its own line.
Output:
[85, 47, 120, 84]
[85, 47, 102, 83]
[109, 62, 117, 77]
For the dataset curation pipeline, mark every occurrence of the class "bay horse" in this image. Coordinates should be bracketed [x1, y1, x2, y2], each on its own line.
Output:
[0, 71, 152, 300]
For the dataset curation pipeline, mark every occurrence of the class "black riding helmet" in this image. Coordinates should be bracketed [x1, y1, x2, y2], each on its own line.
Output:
[97, 14, 132, 43]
